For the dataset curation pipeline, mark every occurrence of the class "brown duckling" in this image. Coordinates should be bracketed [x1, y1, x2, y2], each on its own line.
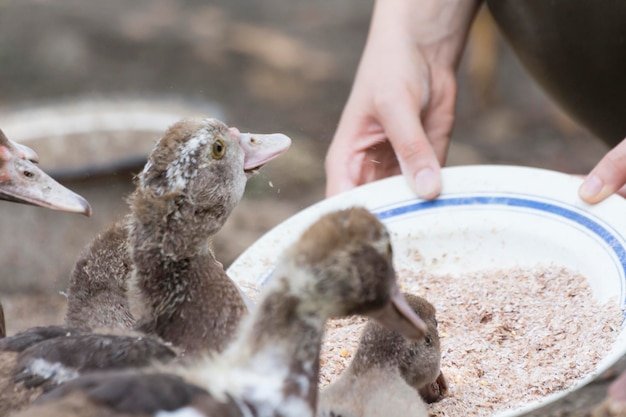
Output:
[15, 207, 428, 417]
[65, 118, 291, 355]
[317, 293, 447, 417]
[0, 130, 91, 339]
[0, 119, 289, 416]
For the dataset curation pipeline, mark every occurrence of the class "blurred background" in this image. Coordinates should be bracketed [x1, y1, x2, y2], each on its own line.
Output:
[0, 1, 609, 333]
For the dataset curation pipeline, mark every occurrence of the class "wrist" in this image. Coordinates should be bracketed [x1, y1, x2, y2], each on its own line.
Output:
[371, 0, 482, 67]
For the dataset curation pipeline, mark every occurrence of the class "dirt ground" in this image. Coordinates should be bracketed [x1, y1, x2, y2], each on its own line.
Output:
[0, 1, 617, 415]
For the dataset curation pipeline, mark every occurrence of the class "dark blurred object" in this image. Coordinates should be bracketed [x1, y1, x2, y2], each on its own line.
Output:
[487, 0, 626, 147]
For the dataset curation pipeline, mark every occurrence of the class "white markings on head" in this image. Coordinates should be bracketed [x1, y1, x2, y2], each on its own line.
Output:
[155, 406, 206, 417]
[165, 133, 209, 192]
[27, 358, 79, 385]
[139, 128, 214, 194]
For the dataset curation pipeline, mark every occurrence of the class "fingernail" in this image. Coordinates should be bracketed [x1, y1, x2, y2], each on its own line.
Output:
[414, 168, 440, 199]
[579, 175, 604, 201]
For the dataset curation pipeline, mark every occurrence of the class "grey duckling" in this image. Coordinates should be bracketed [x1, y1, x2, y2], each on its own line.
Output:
[15, 207, 429, 417]
[65, 117, 291, 355]
[317, 293, 447, 417]
[0, 119, 289, 416]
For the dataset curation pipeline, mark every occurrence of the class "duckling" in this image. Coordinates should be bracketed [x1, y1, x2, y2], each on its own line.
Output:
[317, 293, 447, 417]
[65, 118, 291, 355]
[15, 207, 429, 417]
[0, 130, 91, 339]
[0, 119, 289, 416]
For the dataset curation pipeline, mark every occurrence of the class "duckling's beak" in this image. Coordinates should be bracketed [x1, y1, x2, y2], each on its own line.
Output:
[370, 285, 428, 340]
[418, 371, 448, 403]
[0, 155, 92, 216]
[230, 127, 292, 175]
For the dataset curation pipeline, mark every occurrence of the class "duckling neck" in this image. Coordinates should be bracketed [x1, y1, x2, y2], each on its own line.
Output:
[129, 243, 215, 342]
[349, 328, 404, 376]
[129, 189, 224, 260]
[127, 191, 234, 353]
[224, 278, 328, 414]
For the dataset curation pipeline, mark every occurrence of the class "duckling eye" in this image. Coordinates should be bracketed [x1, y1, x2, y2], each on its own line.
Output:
[23, 170, 34, 178]
[425, 335, 433, 346]
[212, 138, 226, 159]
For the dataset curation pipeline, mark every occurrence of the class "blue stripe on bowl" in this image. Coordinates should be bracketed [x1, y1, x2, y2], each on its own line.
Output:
[374, 195, 626, 309]
[257, 195, 626, 315]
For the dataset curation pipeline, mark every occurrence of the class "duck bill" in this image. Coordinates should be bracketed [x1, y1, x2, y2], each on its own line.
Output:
[418, 371, 449, 403]
[370, 285, 428, 340]
[230, 128, 291, 174]
[0, 157, 92, 216]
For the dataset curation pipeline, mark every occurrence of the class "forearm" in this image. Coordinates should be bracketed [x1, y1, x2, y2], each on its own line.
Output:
[368, 0, 483, 68]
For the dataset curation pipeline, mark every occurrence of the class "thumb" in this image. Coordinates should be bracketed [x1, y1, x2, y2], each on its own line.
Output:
[379, 99, 442, 200]
[579, 137, 626, 204]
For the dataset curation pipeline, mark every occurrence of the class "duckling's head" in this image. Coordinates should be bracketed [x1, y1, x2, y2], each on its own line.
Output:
[0, 129, 91, 215]
[276, 207, 427, 340]
[130, 118, 290, 237]
[351, 293, 446, 401]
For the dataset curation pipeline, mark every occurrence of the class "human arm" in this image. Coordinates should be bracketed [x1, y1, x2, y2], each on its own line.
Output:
[325, 0, 482, 198]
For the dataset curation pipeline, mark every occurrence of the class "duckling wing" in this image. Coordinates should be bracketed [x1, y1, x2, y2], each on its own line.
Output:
[31, 370, 240, 416]
[13, 333, 176, 390]
[65, 221, 135, 332]
[0, 326, 82, 352]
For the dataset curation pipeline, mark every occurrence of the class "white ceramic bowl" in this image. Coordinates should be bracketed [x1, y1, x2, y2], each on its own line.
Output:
[228, 165, 626, 416]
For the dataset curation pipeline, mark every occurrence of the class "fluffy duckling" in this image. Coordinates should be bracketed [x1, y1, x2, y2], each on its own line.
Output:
[0, 119, 289, 416]
[0, 130, 91, 339]
[65, 118, 291, 355]
[317, 293, 447, 417]
[16, 207, 429, 417]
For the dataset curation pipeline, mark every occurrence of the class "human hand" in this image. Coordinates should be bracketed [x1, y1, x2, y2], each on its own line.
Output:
[325, 0, 481, 199]
[579, 137, 626, 204]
